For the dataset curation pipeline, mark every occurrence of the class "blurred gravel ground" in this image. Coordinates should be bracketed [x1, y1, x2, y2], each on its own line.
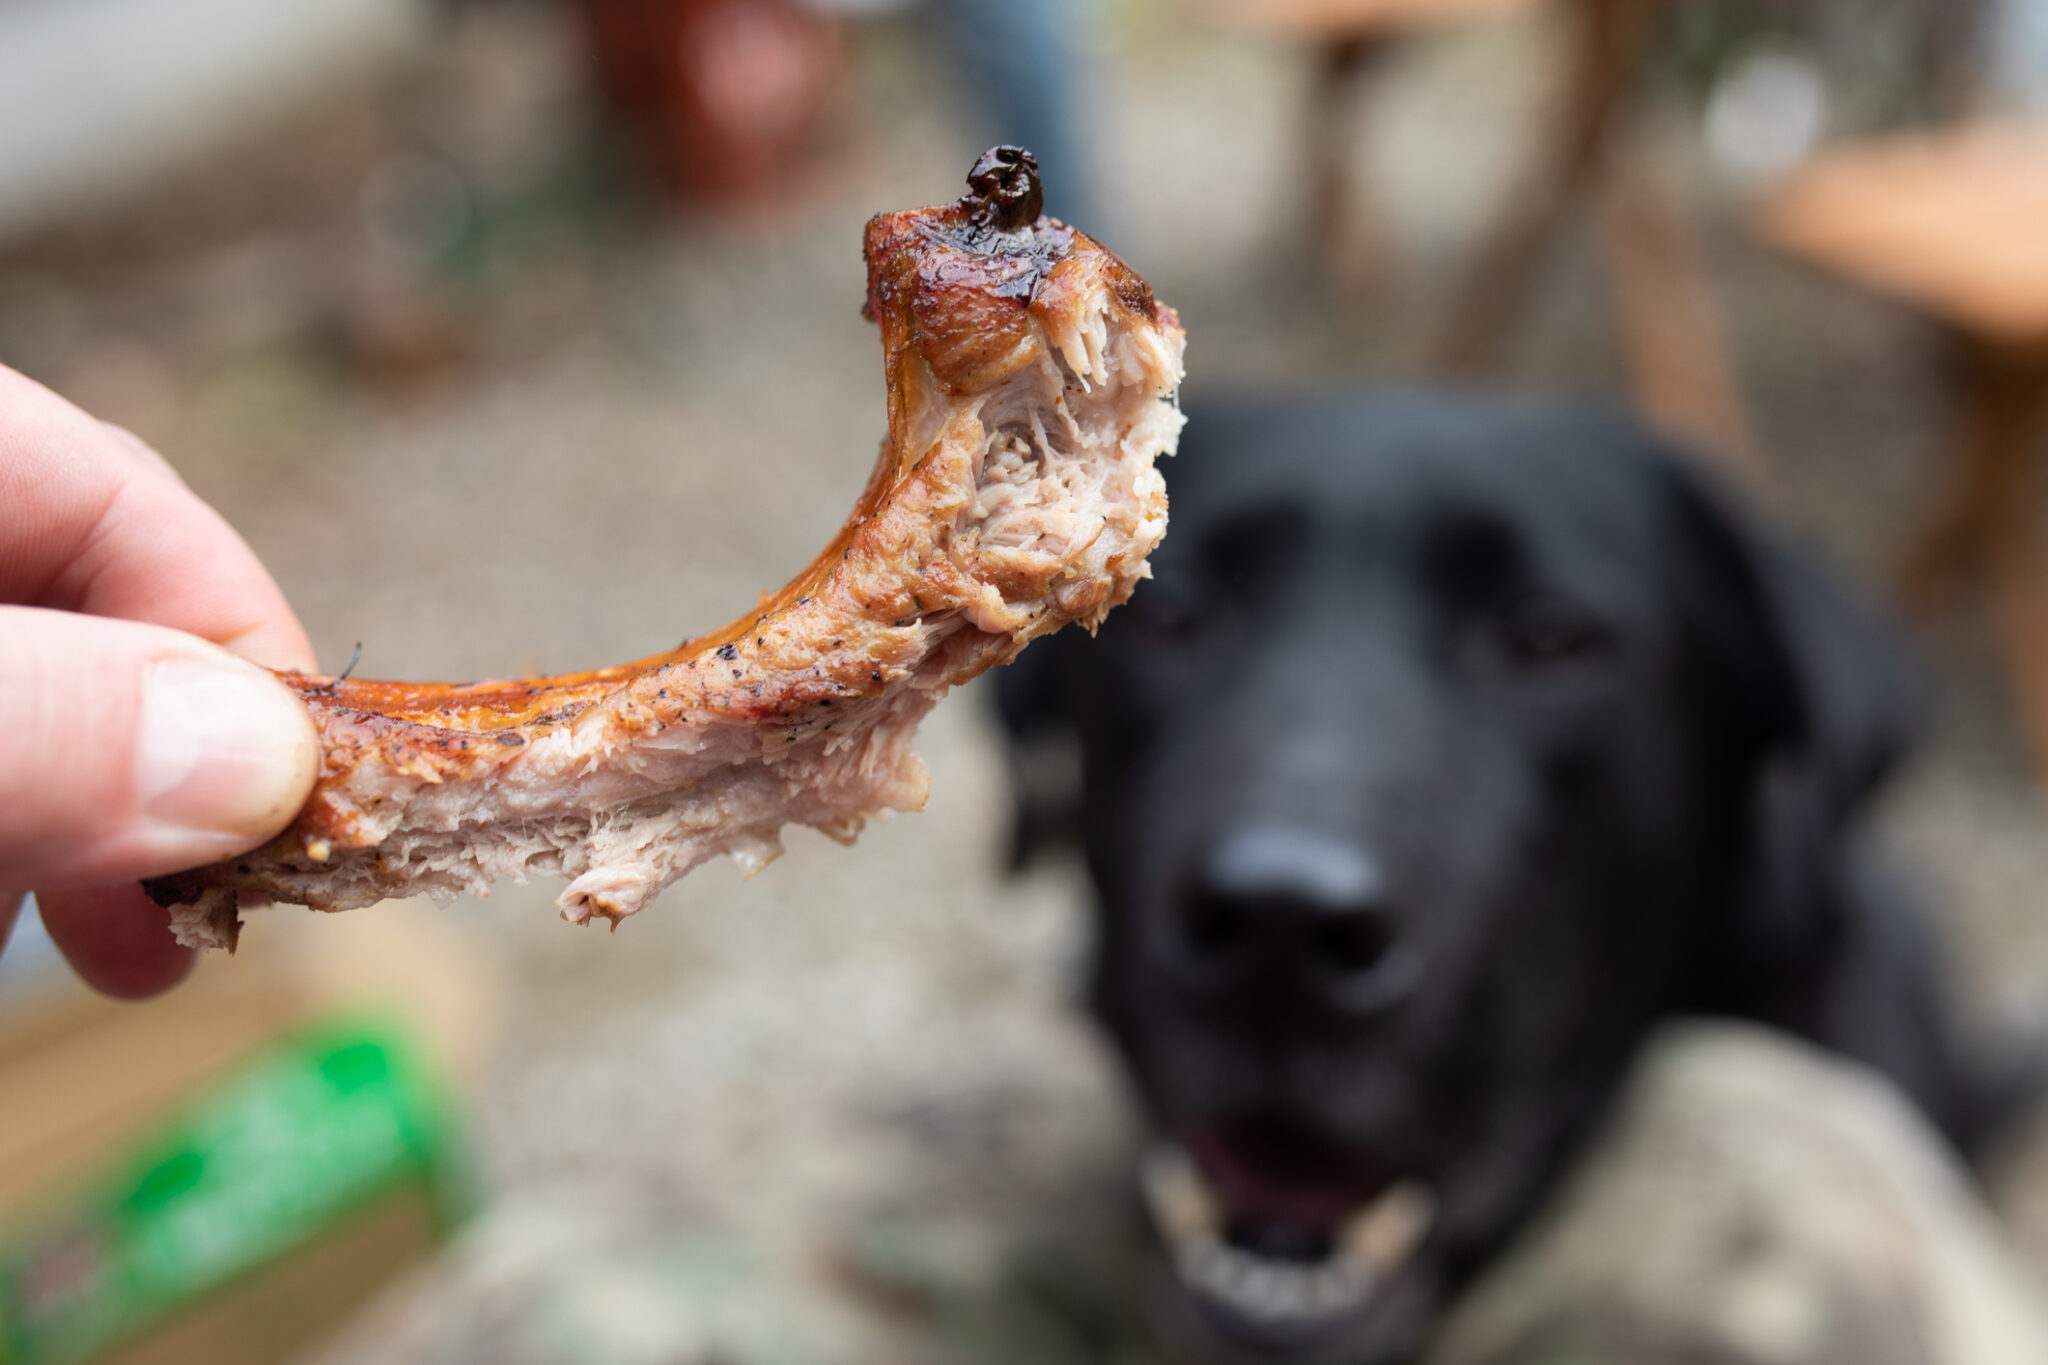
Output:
[2, 5, 2045, 1359]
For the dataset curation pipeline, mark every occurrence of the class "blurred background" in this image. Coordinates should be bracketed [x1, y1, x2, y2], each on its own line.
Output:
[2, 0, 2047, 1361]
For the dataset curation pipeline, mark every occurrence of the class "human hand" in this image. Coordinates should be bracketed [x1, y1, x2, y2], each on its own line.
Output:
[0, 365, 320, 997]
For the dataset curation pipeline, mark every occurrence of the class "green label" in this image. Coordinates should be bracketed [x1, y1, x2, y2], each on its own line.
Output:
[0, 1016, 460, 1365]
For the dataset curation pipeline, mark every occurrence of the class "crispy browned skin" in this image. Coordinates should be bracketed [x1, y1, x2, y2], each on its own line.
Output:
[147, 148, 1186, 949]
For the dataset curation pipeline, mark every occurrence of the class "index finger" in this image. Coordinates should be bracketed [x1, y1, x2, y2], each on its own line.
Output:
[0, 365, 316, 672]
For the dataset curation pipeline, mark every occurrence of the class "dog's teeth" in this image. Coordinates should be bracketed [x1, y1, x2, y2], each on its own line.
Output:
[1193, 1245, 1265, 1318]
[1146, 1148, 1432, 1327]
[1176, 1239, 1368, 1324]
[1251, 1260, 1320, 1319]
[1142, 1144, 1220, 1242]
[1308, 1261, 1371, 1315]
[1232, 1256, 1283, 1316]
[1340, 1180, 1436, 1277]
[1176, 1239, 1235, 1299]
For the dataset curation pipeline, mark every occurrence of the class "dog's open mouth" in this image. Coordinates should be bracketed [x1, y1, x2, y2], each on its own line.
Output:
[1141, 1122, 1436, 1341]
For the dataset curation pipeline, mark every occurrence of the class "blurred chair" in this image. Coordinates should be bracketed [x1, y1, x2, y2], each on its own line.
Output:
[1759, 122, 2048, 780]
[1216, 0, 1760, 477]
[1210, 0, 1537, 299]
[1422, 0, 1657, 378]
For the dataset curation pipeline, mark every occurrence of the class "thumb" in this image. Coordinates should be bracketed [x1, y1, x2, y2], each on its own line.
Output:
[0, 605, 320, 889]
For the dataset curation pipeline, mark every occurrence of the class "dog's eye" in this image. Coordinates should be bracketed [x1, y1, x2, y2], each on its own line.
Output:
[1497, 593, 1611, 669]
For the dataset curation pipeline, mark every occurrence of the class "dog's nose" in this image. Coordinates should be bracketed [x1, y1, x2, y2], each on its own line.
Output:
[1175, 826, 1416, 1013]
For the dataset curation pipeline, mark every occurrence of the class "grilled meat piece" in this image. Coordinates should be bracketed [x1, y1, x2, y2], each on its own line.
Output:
[148, 147, 1185, 950]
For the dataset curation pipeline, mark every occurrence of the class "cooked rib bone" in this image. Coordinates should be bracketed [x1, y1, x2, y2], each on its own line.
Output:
[147, 147, 1185, 950]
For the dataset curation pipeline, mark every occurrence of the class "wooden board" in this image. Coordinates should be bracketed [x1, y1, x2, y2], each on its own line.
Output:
[1758, 122, 2048, 342]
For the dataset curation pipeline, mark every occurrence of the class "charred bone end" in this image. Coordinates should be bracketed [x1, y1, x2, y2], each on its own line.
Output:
[965, 145, 1044, 233]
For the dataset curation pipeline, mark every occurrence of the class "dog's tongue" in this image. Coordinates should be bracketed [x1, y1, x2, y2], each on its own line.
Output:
[1188, 1122, 1390, 1231]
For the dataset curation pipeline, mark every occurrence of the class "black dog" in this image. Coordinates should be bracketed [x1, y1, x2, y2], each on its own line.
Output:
[995, 393, 2015, 1365]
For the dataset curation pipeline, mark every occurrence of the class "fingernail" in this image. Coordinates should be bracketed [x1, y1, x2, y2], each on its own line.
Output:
[137, 655, 318, 852]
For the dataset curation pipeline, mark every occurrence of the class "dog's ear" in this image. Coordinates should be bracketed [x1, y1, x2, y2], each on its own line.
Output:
[1661, 455, 1924, 811]
[1660, 461, 1806, 765]
[1660, 453, 1926, 976]
[989, 632, 1085, 870]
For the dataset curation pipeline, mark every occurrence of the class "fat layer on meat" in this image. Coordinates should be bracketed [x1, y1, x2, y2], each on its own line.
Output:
[146, 148, 1186, 950]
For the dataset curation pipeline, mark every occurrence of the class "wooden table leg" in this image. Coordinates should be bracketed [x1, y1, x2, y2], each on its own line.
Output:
[1305, 33, 1397, 303]
[1897, 341, 2048, 611]
[1899, 338, 2048, 780]
[1597, 149, 1764, 489]
[1969, 346, 2048, 781]
[1429, 0, 1655, 377]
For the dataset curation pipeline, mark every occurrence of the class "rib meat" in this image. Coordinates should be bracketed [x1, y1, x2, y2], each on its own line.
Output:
[147, 147, 1186, 950]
